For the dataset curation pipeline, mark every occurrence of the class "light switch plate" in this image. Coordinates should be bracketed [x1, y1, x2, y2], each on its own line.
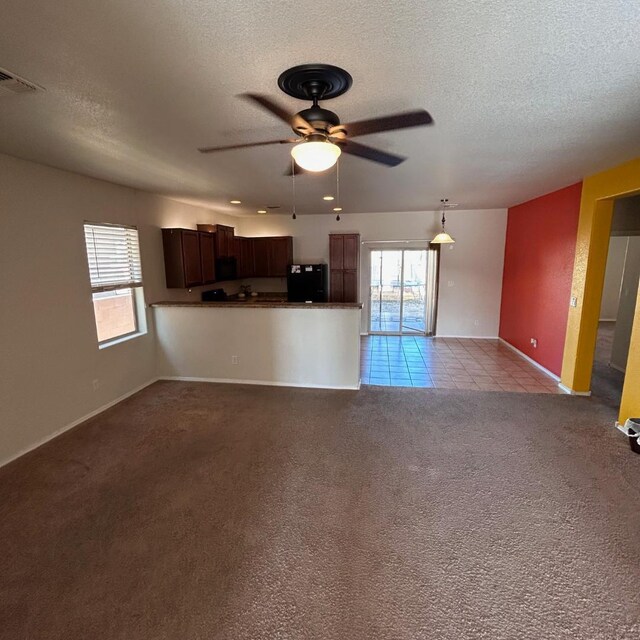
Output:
[570, 295, 578, 307]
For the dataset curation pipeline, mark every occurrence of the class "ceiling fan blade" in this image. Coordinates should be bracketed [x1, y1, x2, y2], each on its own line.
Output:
[241, 93, 316, 135]
[198, 139, 297, 153]
[332, 109, 433, 138]
[339, 140, 406, 167]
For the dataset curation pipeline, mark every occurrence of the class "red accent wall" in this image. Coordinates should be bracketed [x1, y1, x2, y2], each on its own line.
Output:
[499, 182, 582, 376]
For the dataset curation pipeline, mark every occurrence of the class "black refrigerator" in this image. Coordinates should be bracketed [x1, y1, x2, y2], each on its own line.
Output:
[287, 264, 328, 303]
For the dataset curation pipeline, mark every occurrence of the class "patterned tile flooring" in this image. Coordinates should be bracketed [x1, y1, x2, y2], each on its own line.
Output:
[361, 335, 562, 393]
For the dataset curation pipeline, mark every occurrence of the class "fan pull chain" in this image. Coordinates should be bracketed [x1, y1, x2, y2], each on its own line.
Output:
[335, 160, 341, 221]
[292, 157, 297, 220]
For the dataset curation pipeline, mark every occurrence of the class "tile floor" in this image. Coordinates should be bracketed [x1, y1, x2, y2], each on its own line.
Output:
[361, 335, 562, 393]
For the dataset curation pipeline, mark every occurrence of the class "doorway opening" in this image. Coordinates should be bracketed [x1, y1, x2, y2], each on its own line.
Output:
[591, 196, 640, 409]
[369, 248, 438, 335]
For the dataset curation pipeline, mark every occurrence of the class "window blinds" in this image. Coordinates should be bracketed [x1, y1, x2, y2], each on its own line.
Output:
[84, 223, 143, 292]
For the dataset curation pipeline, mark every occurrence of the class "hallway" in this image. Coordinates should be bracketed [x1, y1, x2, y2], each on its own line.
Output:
[591, 321, 625, 409]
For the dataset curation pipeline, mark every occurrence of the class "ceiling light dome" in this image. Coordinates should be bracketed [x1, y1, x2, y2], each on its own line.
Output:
[291, 140, 341, 172]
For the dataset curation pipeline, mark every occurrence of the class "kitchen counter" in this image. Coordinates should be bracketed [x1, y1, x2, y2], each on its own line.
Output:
[152, 298, 362, 389]
[150, 300, 363, 309]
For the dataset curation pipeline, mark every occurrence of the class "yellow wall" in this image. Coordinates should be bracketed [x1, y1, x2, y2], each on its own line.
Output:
[560, 157, 640, 424]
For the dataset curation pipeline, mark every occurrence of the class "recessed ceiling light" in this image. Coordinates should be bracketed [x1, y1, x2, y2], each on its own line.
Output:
[257, 209, 267, 214]
[333, 207, 342, 212]
[230, 199, 241, 204]
[323, 195, 335, 201]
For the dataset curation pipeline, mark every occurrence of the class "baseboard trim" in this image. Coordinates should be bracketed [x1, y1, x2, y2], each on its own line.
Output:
[498, 339, 561, 382]
[435, 335, 499, 340]
[609, 362, 626, 373]
[158, 376, 360, 391]
[557, 383, 591, 396]
[599, 318, 617, 322]
[0, 377, 159, 469]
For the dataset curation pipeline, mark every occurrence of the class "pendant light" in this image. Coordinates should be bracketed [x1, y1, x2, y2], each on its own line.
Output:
[431, 198, 455, 244]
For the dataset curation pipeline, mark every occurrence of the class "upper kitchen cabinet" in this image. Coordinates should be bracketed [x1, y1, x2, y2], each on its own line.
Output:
[197, 223, 235, 258]
[268, 237, 293, 277]
[199, 232, 216, 284]
[162, 229, 203, 288]
[236, 237, 255, 279]
[251, 236, 292, 277]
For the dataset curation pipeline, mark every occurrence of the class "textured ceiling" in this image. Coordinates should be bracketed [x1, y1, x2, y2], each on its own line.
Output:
[1, 0, 640, 216]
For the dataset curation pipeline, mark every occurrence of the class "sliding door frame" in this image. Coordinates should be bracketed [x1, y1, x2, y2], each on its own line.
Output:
[367, 246, 438, 336]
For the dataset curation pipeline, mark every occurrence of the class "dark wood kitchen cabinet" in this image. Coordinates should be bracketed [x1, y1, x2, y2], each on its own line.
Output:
[199, 232, 216, 284]
[250, 236, 292, 277]
[197, 223, 235, 259]
[162, 228, 203, 288]
[252, 238, 270, 276]
[329, 233, 360, 303]
[236, 237, 255, 279]
[268, 237, 293, 277]
[164, 226, 293, 286]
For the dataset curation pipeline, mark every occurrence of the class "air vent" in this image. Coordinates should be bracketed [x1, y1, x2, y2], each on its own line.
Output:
[0, 67, 43, 96]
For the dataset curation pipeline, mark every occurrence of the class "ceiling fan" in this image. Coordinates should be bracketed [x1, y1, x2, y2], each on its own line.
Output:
[198, 64, 434, 173]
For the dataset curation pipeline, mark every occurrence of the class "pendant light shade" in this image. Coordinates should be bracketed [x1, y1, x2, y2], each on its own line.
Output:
[291, 140, 341, 172]
[431, 198, 456, 244]
[430, 231, 455, 244]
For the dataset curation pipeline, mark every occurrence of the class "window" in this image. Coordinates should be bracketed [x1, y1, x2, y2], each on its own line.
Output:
[84, 223, 145, 346]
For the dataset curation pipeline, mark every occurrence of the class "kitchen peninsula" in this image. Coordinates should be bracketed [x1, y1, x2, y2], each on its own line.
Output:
[151, 299, 362, 390]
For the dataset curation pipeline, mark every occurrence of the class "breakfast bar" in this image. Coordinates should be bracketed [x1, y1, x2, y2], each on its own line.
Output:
[151, 300, 363, 390]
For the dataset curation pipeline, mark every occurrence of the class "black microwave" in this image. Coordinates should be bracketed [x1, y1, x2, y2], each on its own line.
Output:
[215, 257, 237, 281]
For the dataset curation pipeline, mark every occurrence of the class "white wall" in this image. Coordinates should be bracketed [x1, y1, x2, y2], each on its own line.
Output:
[237, 209, 508, 337]
[600, 237, 628, 320]
[611, 237, 640, 371]
[0, 153, 240, 465]
[155, 306, 361, 389]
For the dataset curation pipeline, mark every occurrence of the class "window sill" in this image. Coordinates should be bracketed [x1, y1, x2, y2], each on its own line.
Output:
[98, 330, 147, 350]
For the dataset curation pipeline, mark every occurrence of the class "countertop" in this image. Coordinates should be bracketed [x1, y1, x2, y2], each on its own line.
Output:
[150, 300, 363, 310]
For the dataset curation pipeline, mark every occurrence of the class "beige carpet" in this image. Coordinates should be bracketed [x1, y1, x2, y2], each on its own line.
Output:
[1, 381, 639, 639]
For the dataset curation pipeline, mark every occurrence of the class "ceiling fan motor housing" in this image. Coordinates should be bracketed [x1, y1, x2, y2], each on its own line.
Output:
[296, 106, 340, 134]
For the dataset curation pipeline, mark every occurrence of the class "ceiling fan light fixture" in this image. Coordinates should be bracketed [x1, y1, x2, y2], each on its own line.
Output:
[291, 141, 341, 172]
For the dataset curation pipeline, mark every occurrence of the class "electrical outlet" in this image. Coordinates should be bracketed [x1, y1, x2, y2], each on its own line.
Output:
[447, 280, 454, 287]
[231, 355, 239, 365]
[92, 379, 100, 391]
[530, 338, 537, 348]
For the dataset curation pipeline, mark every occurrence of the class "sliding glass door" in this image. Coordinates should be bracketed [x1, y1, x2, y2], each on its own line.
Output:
[369, 248, 438, 335]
